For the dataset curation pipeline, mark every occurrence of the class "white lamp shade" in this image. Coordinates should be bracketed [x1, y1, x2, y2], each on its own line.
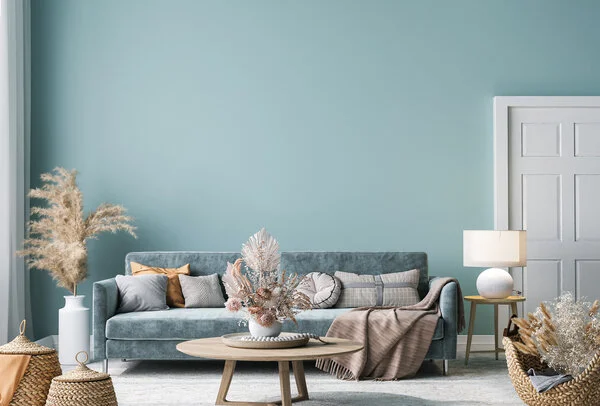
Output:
[463, 230, 527, 267]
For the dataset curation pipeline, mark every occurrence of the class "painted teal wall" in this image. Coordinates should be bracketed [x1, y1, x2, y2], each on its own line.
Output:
[30, 0, 600, 339]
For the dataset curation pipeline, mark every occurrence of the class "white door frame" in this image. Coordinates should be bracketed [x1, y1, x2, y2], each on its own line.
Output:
[493, 96, 600, 344]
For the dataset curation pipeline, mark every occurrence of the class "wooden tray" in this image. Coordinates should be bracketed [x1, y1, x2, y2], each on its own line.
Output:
[222, 333, 310, 349]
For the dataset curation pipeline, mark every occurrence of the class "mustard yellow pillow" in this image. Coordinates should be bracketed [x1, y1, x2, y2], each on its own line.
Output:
[130, 262, 190, 308]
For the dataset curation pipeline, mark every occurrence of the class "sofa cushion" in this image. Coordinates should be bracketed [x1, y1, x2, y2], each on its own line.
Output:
[115, 274, 169, 313]
[296, 272, 341, 309]
[334, 269, 420, 308]
[179, 274, 225, 308]
[131, 262, 190, 308]
[105, 308, 444, 341]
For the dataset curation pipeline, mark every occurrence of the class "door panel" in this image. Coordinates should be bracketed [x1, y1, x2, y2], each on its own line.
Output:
[575, 123, 600, 157]
[575, 175, 600, 241]
[522, 174, 562, 242]
[525, 260, 562, 312]
[521, 123, 562, 157]
[576, 261, 600, 301]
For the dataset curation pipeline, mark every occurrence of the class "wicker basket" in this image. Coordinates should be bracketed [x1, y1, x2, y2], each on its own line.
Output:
[45, 351, 117, 406]
[0, 320, 62, 406]
[503, 335, 600, 406]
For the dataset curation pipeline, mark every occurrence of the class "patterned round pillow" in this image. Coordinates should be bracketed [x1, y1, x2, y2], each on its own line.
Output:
[297, 272, 341, 309]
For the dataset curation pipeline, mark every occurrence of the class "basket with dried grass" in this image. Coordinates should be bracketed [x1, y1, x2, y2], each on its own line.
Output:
[505, 293, 600, 405]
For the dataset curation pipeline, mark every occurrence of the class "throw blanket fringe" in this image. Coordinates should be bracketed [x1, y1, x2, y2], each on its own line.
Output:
[317, 277, 464, 381]
[315, 358, 355, 381]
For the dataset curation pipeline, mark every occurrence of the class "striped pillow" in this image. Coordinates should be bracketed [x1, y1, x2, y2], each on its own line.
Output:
[334, 269, 420, 308]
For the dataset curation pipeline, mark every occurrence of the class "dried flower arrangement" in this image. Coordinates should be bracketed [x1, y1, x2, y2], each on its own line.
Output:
[223, 228, 311, 327]
[18, 168, 137, 295]
[512, 292, 600, 375]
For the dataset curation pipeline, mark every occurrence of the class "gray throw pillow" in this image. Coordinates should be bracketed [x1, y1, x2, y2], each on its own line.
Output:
[334, 269, 420, 308]
[178, 274, 225, 308]
[116, 274, 169, 313]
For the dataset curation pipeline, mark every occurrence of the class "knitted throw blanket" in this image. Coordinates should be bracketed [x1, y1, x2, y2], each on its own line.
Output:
[316, 277, 464, 380]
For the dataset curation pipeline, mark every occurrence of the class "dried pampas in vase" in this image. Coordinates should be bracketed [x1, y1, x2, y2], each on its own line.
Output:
[18, 167, 137, 295]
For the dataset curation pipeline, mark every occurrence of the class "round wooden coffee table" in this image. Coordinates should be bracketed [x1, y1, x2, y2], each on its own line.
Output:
[177, 336, 363, 406]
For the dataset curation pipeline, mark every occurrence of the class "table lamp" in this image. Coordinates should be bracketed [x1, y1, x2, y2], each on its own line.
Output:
[463, 230, 526, 299]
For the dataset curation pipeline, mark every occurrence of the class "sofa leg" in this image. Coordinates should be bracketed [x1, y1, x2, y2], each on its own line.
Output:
[442, 360, 448, 376]
[102, 359, 108, 374]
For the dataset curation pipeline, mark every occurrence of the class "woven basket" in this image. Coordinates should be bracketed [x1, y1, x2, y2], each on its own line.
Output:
[0, 320, 62, 406]
[503, 335, 600, 406]
[45, 351, 117, 406]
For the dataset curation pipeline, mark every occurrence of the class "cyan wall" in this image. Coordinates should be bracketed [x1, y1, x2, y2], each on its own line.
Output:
[30, 0, 600, 339]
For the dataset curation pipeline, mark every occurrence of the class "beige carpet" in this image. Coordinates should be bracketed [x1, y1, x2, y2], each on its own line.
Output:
[92, 353, 523, 405]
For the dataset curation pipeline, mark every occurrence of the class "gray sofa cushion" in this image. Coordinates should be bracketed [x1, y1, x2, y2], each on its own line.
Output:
[115, 274, 169, 313]
[178, 274, 225, 308]
[105, 308, 444, 341]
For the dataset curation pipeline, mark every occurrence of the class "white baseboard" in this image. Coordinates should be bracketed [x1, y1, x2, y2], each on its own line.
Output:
[457, 334, 495, 351]
[36, 334, 57, 348]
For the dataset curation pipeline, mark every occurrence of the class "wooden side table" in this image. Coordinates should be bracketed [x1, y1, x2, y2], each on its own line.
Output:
[464, 295, 526, 365]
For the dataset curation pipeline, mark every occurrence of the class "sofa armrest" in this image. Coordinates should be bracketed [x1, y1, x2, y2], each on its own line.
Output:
[93, 278, 119, 361]
[429, 276, 458, 359]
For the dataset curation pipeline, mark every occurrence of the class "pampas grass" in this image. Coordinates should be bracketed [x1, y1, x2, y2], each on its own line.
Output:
[19, 167, 136, 295]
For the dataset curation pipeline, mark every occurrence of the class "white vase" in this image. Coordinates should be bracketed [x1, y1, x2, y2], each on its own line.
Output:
[58, 295, 89, 365]
[248, 319, 282, 337]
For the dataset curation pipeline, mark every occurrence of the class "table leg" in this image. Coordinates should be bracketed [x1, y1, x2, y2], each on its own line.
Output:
[494, 304, 499, 360]
[511, 302, 518, 317]
[292, 361, 308, 401]
[278, 361, 292, 406]
[216, 360, 237, 405]
[465, 302, 477, 365]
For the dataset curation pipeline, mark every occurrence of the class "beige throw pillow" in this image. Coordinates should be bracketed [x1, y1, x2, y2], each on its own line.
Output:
[334, 269, 420, 308]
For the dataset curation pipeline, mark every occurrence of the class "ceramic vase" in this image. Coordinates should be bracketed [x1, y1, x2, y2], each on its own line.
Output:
[58, 295, 89, 365]
[248, 319, 282, 337]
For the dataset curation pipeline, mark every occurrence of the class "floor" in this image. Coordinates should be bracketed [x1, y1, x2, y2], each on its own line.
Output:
[78, 352, 523, 406]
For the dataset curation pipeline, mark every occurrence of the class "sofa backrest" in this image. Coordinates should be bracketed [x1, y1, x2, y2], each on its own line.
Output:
[124, 251, 429, 297]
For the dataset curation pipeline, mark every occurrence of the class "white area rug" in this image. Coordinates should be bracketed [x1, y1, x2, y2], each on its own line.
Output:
[93, 354, 523, 405]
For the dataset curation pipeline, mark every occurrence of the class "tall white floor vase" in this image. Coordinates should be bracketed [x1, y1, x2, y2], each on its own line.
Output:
[58, 295, 89, 365]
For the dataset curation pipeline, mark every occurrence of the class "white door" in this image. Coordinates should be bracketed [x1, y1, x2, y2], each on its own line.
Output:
[495, 97, 600, 318]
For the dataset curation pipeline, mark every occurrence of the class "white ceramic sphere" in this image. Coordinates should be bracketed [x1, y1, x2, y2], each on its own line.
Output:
[476, 268, 513, 299]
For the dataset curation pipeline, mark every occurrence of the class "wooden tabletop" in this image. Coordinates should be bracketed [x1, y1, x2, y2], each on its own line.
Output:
[177, 337, 363, 362]
[464, 295, 526, 304]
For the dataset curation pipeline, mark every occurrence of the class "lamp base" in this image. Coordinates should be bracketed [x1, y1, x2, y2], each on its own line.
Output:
[476, 268, 513, 299]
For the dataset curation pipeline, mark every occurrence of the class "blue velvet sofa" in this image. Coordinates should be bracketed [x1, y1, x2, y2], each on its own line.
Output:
[93, 251, 459, 374]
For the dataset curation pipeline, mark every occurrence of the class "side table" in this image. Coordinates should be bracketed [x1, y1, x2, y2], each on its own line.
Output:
[464, 295, 526, 365]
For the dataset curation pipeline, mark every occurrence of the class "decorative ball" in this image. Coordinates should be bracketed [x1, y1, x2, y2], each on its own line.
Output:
[476, 268, 513, 299]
